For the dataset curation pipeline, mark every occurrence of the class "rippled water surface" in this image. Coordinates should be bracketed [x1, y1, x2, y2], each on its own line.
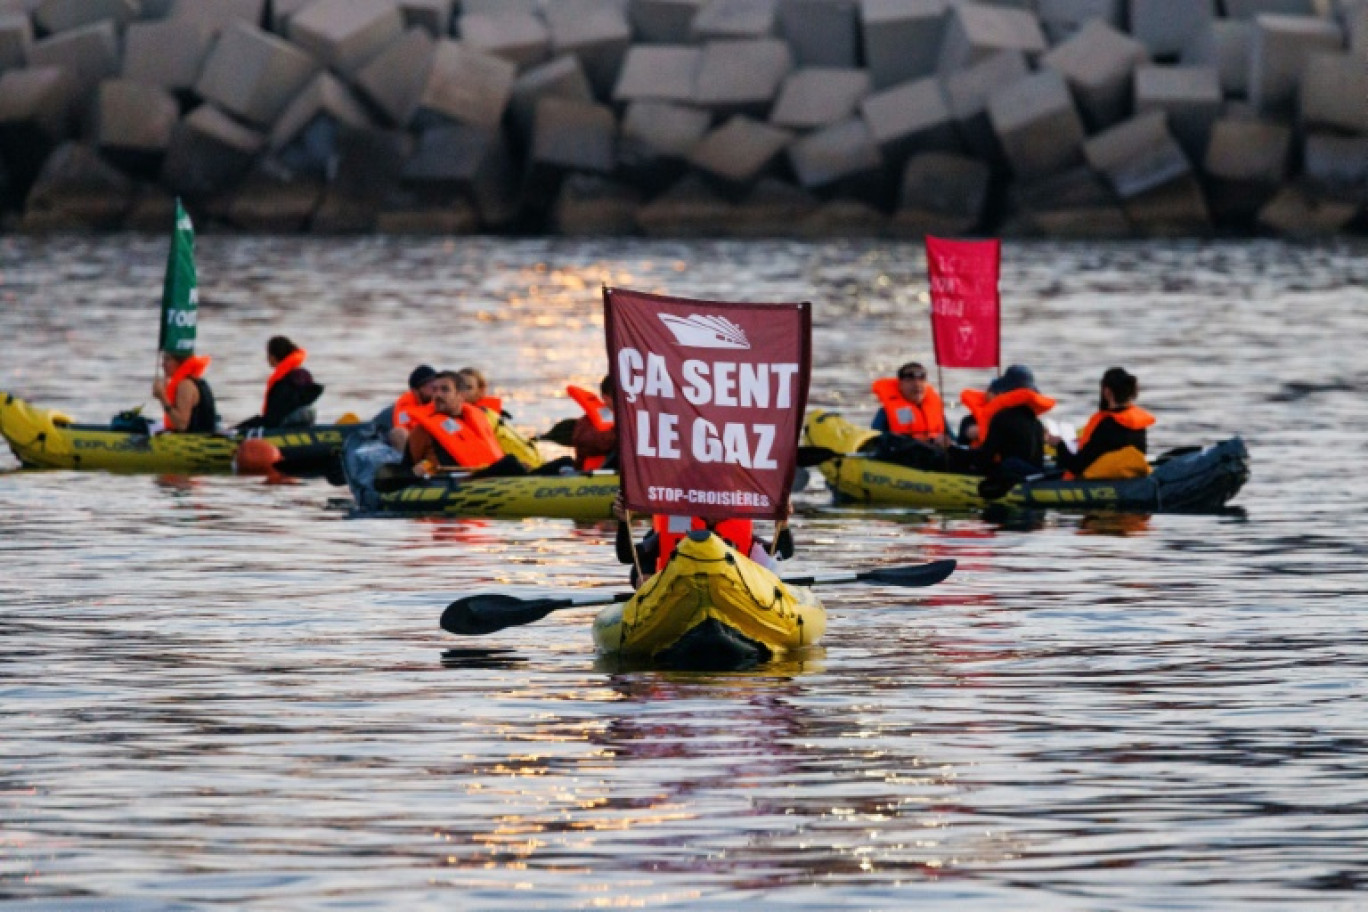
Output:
[2, 236, 1366, 909]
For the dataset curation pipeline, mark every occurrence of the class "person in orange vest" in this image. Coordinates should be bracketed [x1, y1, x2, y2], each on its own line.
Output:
[403, 370, 523, 478]
[152, 350, 217, 433]
[569, 374, 618, 471]
[237, 335, 323, 431]
[870, 361, 950, 445]
[387, 364, 440, 452]
[1051, 367, 1156, 479]
[456, 366, 505, 416]
[963, 364, 1056, 477]
[611, 495, 794, 588]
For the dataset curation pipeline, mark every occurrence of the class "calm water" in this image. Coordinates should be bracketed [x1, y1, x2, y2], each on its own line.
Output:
[1, 235, 1366, 910]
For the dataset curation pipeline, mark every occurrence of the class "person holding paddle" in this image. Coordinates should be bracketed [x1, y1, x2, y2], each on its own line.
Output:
[152, 350, 217, 433]
[611, 494, 794, 588]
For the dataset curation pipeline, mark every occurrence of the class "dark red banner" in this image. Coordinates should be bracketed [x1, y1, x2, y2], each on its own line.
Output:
[604, 287, 812, 522]
[926, 236, 1000, 370]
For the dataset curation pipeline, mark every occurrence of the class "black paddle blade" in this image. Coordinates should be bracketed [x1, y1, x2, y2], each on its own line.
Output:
[441, 594, 570, 636]
[539, 417, 578, 447]
[857, 559, 957, 588]
[796, 445, 840, 468]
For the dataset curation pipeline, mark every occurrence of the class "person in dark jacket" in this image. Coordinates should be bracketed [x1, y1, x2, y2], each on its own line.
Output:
[237, 336, 324, 431]
[967, 364, 1056, 478]
[1051, 367, 1156, 479]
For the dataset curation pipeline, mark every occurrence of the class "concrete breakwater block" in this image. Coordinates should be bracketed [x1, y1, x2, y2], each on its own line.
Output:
[688, 114, 792, 187]
[0, 66, 78, 201]
[34, 0, 138, 35]
[289, 0, 405, 77]
[786, 117, 881, 188]
[1224, 0, 1316, 17]
[414, 40, 517, 130]
[620, 99, 711, 159]
[636, 173, 733, 235]
[1248, 14, 1343, 117]
[553, 173, 641, 235]
[27, 20, 120, 94]
[1258, 184, 1358, 235]
[21, 141, 133, 230]
[861, 0, 948, 89]
[510, 54, 594, 139]
[692, 38, 793, 111]
[1011, 166, 1130, 237]
[312, 126, 410, 231]
[1300, 52, 1368, 133]
[355, 26, 434, 126]
[169, 0, 266, 36]
[122, 18, 213, 93]
[770, 66, 870, 128]
[892, 150, 990, 235]
[1183, 19, 1255, 98]
[690, 0, 777, 40]
[1134, 65, 1221, 163]
[0, 12, 31, 71]
[779, 0, 858, 67]
[161, 104, 266, 198]
[629, 0, 703, 44]
[270, 72, 373, 178]
[1037, 0, 1123, 43]
[403, 121, 518, 226]
[543, 0, 632, 98]
[197, 22, 320, 128]
[1084, 110, 1210, 233]
[458, 10, 550, 70]
[225, 166, 324, 231]
[94, 79, 178, 158]
[942, 49, 1028, 161]
[860, 74, 958, 166]
[271, 0, 317, 36]
[987, 69, 1086, 181]
[1041, 19, 1149, 131]
[531, 96, 617, 173]
[939, 2, 1046, 73]
[730, 178, 818, 236]
[399, 0, 453, 36]
[613, 44, 701, 102]
[1303, 132, 1368, 200]
[1203, 117, 1291, 223]
[1129, 0, 1216, 59]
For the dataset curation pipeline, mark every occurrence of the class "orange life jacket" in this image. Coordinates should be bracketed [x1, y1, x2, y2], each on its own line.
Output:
[474, 395, 502, 413]
[1065, 405, 1156, 480]
[872, 377, 946, 440]
[393, 390, 433, 430]
[164, 354, 211, 429]
[1076, 404, 1155, 448]
[961, 387, 1055, 448]
[412, 403, 504, 469]
[651, 515, 754, 573]
[567, 384, 615, 470]
[262, 348, 307, 415]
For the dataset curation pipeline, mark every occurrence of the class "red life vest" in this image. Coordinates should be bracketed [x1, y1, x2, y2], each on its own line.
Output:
[412, 404, 504, 469]
[961, 387, 1055, 447]
[392, 390, 433, 430]
[872, 377, 946, 439]
[651, 515, 754, 573]
[1076, 404, 1155, 448]
[567, 384, 615, 470]
[262, 348, 307, 415]
[164, 354, 211, 429]
[474, 395, 502, 413]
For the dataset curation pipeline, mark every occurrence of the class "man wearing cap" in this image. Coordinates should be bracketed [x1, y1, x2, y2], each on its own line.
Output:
[870, 361, 950, 445]
[387, 364, 440, 452]
[961, 364, 1056, 477]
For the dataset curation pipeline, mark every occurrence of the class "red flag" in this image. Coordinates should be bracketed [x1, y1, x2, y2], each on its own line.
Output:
[604, 287, 812, 522]
[926, 236, 1000, 370]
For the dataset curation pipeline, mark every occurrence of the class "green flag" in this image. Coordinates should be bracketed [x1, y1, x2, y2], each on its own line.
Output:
[159, 199, 198, 355]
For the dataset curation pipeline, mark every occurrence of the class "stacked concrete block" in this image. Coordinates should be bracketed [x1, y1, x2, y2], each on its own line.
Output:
[1223, 0, 1316, 16]
[0, 66, 79, 201]
[269, 73, 373, 178]
[636, 173, 735, 235]
[861, 0, 949, 89]
[613, 44, 701, 102]
[1350, 3, 1367, 58]
[1134, 65, 1221, 163]
[691, 0, 778, 39]
[169, 0, 266, 35]
[860, 75, 959, 166]
[890, 150, 990, 235]
[618, 99, 710, 187]
[375, 197, 480, 234]
[20, 141, 133, 230]
[93, 79, 179, 174]
[530, 97, 618, 173]
[1183, 19, 1255, 97]
[271, 0, 318, 34]
[630, 0, 704, 43]
[27, 20, 120, 93]
[196, 22, 320, 128]
[1258, 184, 1358, 235]
[1203, 117, 1290, 222]
[798, 196, 887, 235]
[778, 0, 859, 67]
[1042, 19, 1149, 131]
[161, 104, 266, 198]
[692, 38, 793, 111]
[510, 54, 595, 139]
[1084, 110, 1210, 233]
[786, 117, 881, 188]
[399, 0, 452, 35]
[553, 173, 642, 234]
[122, 18, 213, 93]
[355, 27, 435, 126]
[458, 11, 550, 70]
[225, 166, 324, 231]
[0, 12, 32, 72]
[987, 69, 1086, 181]
[1129, 0, 1217, 59]
[724, 178, 815, 236]
[688, 114, 792, 187]
[414, 40, 517, 130]
[543, 0, 632, 98]
[938, 2, 1046, 73]
[289, 0, 405, 77]
[942, 49, 1029, 159]
[461, 0, 538, 13]
[1303, 132, 1368, 201]
[34, 0, 138, 34]
[403, 121, 518, 225]
[1037, 0, 1124, 43]
[1012, 165, 1130, 236]
[312, 127, 411, 231]
[1300, 52, 1368, 133]
[1248, 14, 1343, 116]
[770, 67, 870, 128]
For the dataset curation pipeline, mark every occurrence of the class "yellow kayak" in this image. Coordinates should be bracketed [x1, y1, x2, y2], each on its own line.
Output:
[593, 529, 826, 668]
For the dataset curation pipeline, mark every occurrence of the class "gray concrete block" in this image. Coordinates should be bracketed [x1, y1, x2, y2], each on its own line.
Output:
[1203, 117, 1290, 182]
[636, 173, 734, 235]
[169, 0, 266, 35]
[1134, 65, 1221, 162]
[511, 53, 595, 138]
[1083, 111, 1203, 225]
[355, 26, 434, 125]
[402, 120, 517, 225]
[27, 20, 119, 93]
[269, 72, 372, 181]
[1304, 131, 1368, 195]
[1011, 166, 1129, 238]
[138, 0, 175, 17]
[269, 0, 314, 33]
[770, 66, 869, 128]
[553, 173, 642, 235]
[621, 100, 711, 158]
[290, 0, 405, 76]
[942, 48, 1028, 158]
[778, 0, 858, 67]
[798, 196, 887, 236]
[312, 126, 410, 230]
[21, 141, 133, 230]
[1183, 19, 1255, 97]
[987, 69, 1086, 180]
[1300, 51, 1368, 132]
[34, 0, 138, 35]
[0, 12, 32, 72]
[1037, 0, 1124, 43]
[690, 0, 778, 39]
[161, 103, 266, 197]
[730, 178, 818, 237]
[375, 198, 481, 234]
[223, 165, 323, 231]
[122, 19, 213, 92]
[544, 0, 632, 97]
[1042, 19, 1149, 130]
[196, 22, 320, 127]
[613, 44, 700, 102]
[630, 0, 704, 43]
[1249, 13, 1344, 116]
[938, 2, 1046, 74]
[460, 0, 538, 13]
[692, 38, 793, 110]
[94, 79, 178, 152]
[1128, 0, 1216, 58]
[1223, 0, 1315, 17]
[531, 96, 617, 172]
[786, 117, 880, 187]
[415, 40, 517, 130]
[399, 0, 452, 35]
[860, 74, 958, 165]
[1257, 184, 1357, 235]
[893, 150, 989, 233]
[0, 66, 77, 137]
[688, 114, 792, 183]
[1350, 3, 1367, 59]
[861, 0, 949, 89]
[458, 11, 549, 70]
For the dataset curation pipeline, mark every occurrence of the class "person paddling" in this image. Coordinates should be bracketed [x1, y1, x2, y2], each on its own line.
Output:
[237, 335, 323, 431]
[870, 361, 950, 445]
[152, 350, 217, 433]
[962, 364, 1056, 478]
[1051, 367, 1155, 479]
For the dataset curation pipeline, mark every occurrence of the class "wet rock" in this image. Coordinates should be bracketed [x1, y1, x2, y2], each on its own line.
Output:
[636, 173, 734, 235]
[376, 196, 482, 234]
[312, 127, 411, 232]
[1011, 166, 1130, 237]
[225, 165, 324, 231]
[797, 196, 886, 236]
[1258, 184, 1358, 236]
[1203, 117, 1291, 225]
[729, 177, 817, 235]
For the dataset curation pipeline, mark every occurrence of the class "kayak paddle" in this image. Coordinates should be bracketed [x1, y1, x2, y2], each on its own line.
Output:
[440, 558, 957, 636]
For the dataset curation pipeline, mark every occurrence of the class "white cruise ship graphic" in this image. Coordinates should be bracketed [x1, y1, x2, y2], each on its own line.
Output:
[658, 313, 751, 350]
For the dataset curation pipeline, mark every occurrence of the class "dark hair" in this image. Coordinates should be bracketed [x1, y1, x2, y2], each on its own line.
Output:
[436, 369, 462, 386]
[897, 362, 928, 380]
[267, 336, 297, 361]
[599, 373, 615, 398]
[1101, 367, 1138, 403]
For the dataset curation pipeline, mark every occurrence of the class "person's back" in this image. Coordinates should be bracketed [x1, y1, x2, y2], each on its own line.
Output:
[251, 336, 323, 430]
[1054, 367, 1155, 479]
[967, 365, 1054, 476]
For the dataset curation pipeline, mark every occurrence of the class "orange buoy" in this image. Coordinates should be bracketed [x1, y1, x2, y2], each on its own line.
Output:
[233, 438, 282, 476]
